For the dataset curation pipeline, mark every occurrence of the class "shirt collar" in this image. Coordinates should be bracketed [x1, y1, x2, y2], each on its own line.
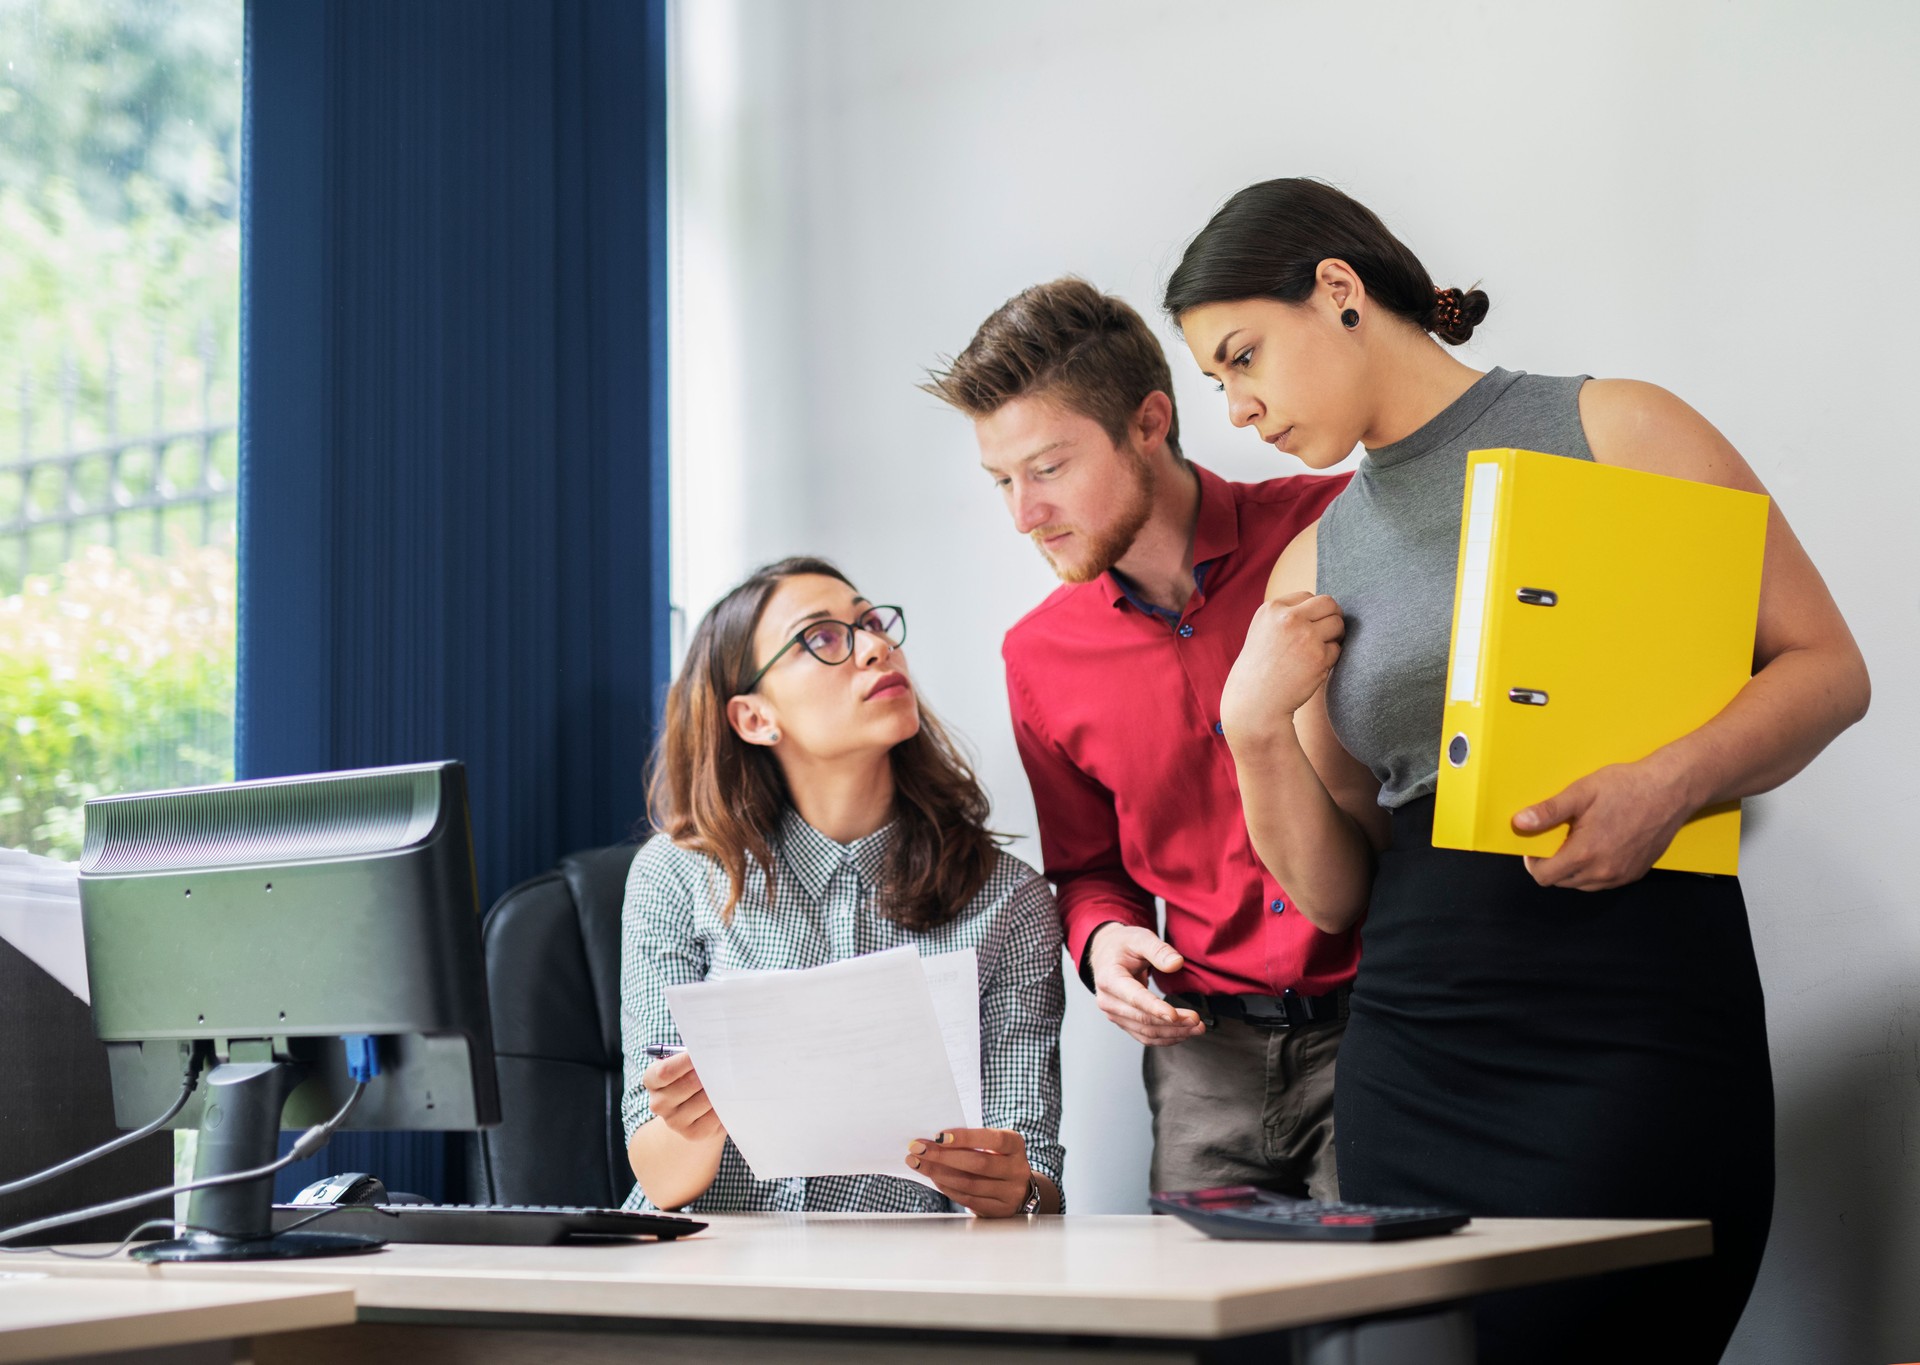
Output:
[1101, 461, 1239, 611]
[1363, 367, 1519, 472]
[777, 807, 895, 899]
[1189, 461, 1240, 565]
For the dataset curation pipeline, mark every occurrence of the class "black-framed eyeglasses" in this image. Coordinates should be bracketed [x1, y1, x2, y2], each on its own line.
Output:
[743, 605, 907, 692]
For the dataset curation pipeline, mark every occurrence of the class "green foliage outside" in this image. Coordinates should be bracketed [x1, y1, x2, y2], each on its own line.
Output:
[0, 543, 234, 858]
[0, 0, 240, 224]
[0, 0, 241, 481]
[0, 173, 240, 461]
[0, 172, 240, 585]
[0, 0, 242, 859]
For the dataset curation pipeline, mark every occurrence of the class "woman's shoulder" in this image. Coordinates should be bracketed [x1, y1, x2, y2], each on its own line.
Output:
[946, 847, 1058, 943]
[922, 846, 1048, 926]
[1572, 376, 1691, 447]
[981, 846, 1051, 904]
[1573, 378, 1762, 488]
[1269, 518, 1320, 599]
[629, 829, 701, 878]
[625, 832, 730, 913]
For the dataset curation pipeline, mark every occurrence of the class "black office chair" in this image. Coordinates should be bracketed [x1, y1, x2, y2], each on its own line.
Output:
[466, 842, 643, 1208]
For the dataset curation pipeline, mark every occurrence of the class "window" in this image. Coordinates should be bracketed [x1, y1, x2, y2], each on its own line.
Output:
[0, 0, 242, 858]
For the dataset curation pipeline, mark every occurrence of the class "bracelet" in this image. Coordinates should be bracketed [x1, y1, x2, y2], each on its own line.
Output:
[1018, 1174, 1043, 1215]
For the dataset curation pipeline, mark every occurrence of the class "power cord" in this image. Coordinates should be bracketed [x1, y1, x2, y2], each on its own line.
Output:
[0, 1047, 203, 1201]
[0, 1080, 366, 1250]
[9, 1205, 348, 1262]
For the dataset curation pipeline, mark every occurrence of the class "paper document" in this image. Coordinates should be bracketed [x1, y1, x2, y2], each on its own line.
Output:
[0, 847, 89, 1003]
[666, 945, 981, 1180]
[919, 948, 983, 1129]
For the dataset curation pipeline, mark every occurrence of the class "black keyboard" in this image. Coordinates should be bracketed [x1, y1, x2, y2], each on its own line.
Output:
[1149, 1186, 1470, 1242]
[270, 1202, 706, 1246]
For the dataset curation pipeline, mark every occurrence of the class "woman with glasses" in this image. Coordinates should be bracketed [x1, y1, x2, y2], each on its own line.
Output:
[618, 556, 1066, 1216]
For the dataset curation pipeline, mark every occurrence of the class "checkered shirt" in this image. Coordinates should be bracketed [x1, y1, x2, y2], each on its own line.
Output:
[618, 810, 1066, 1214]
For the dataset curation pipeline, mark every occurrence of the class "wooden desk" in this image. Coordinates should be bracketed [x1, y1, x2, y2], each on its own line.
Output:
[16, 1213, 1709, 1364]
[0, 1272, 353, 1364]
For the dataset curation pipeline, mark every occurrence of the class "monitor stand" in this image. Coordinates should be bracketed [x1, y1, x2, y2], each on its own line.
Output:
[132, 1056, 383, 1262]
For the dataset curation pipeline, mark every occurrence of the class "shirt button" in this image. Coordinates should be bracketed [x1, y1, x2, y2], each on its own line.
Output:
[1213, 721, 1224, 736]
[1178, 623, 1194, 638]
[1270, 898, 1287, 914]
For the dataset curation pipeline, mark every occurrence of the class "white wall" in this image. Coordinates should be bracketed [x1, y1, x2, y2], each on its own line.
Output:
[668, 3, 1920, 1360]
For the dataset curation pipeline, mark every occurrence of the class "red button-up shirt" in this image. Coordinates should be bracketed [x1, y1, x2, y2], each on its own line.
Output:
[1002, 462, 1357, 998]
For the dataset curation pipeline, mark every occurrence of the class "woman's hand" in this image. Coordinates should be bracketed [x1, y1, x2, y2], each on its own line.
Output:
[1221, 593, 1346, 748]
[1513, 757, 1696, 891]
[629, 1051, 728, 1210]
[642, 1050, 725, 1141]
[906, 1128, 1047, 1217]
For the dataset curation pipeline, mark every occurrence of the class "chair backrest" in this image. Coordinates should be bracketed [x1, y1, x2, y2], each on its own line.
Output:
[465, 843, 641, 1208]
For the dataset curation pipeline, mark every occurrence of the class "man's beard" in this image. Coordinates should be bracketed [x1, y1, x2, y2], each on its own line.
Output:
[1031, 451, 1156, 584]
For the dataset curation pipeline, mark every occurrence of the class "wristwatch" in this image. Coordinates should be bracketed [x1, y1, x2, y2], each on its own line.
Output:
[1018, 1174, 1043, 1215]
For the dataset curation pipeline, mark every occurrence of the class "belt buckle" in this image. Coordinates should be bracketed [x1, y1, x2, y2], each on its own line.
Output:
[1240, 992, 1296, 1028]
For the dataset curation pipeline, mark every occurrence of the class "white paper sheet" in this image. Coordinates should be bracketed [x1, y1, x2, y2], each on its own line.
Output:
[0, 847, 89, 1003]
[666, 945, 977, 1180]
[919, 947, 982, 1129]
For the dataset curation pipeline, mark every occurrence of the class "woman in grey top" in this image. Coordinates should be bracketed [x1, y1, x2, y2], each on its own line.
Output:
[620, 555, 1064, 1217]
[1162, 179, 1868, 1363]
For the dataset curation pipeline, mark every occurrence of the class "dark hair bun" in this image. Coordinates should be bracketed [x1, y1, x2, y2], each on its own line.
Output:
[1428, 286, 1489, 345]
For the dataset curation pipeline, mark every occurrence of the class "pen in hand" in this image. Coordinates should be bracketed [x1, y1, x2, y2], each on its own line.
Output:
[642, 1044, 687, 1061]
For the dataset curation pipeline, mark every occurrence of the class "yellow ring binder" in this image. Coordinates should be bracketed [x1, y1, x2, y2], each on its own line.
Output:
[1432, 448, 1768, 876]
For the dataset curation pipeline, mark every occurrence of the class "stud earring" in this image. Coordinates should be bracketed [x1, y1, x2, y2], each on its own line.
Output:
[1340, 308, 1359, 329]
[766, 731, 781, 745]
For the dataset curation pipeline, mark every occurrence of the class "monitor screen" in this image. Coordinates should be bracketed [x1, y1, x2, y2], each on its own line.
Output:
[80, 760, 499, 1133]
[75, 761, 500, 1261]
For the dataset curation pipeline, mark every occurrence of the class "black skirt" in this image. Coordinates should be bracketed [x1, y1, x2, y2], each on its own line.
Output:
[1335, 796, 1774, 1365]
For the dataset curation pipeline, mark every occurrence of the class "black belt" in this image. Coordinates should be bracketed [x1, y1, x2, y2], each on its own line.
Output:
[1166, 987, 1350, 1030]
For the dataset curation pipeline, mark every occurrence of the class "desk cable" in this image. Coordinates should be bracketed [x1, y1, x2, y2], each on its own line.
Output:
[0, 1047, 204, 1201]
[0, 1079, 366, 1252]
[5, 1206, 346, 1262]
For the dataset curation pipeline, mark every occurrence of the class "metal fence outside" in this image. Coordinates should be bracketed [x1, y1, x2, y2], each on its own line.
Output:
[2, 327, 236, 593]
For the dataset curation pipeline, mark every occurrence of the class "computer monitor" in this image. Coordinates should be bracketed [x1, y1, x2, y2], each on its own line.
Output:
[78, 761, 500, 1262]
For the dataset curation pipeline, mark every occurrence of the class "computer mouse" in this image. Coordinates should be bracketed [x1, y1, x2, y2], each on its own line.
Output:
[290, 1172, 388, 1206]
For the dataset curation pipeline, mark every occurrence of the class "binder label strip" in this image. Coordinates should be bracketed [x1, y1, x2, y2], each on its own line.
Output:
[1448, 461, 1501, 706]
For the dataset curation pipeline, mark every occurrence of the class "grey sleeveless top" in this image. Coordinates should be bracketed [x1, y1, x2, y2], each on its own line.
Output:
[1317, 368, 1593, 809]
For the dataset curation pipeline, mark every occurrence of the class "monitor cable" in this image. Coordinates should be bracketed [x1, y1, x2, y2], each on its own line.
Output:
[0, 1078, 366, 1250]
[0, 1046, 205, 1202]
[4, 1206, 349, 1262]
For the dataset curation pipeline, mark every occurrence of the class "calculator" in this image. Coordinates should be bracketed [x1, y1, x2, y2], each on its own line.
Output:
[1148, 1185, 1471, 1242]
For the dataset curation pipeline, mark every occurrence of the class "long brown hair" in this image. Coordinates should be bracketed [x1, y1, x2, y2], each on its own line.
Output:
[647, 556, 1000, 930]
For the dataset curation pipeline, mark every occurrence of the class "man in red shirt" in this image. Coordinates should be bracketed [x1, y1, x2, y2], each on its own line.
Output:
[924, 278, 1354, 1198]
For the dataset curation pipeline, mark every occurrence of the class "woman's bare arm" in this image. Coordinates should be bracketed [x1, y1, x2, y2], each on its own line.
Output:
[626, 1052, 728, 1210]
[1222, 520, 1388, 934]
[1513, 380, 1871, 889]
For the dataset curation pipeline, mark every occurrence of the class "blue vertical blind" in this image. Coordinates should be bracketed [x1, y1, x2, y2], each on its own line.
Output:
[240, 0, 668, 1198]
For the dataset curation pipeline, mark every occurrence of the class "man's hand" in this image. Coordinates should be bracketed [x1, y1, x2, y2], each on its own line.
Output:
[641, 1050, 726, 1141]
[1514, 759, 1695, 891]
[1085, 923, 1206, 1046]
[906, 1128, 1047, 1217]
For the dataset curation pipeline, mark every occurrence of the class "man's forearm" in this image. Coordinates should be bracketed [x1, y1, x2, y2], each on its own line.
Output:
[1059, 879, 1154, 985]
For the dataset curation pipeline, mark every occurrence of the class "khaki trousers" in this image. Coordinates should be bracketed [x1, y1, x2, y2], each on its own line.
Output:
[1142, 1010, 1343, 1201]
